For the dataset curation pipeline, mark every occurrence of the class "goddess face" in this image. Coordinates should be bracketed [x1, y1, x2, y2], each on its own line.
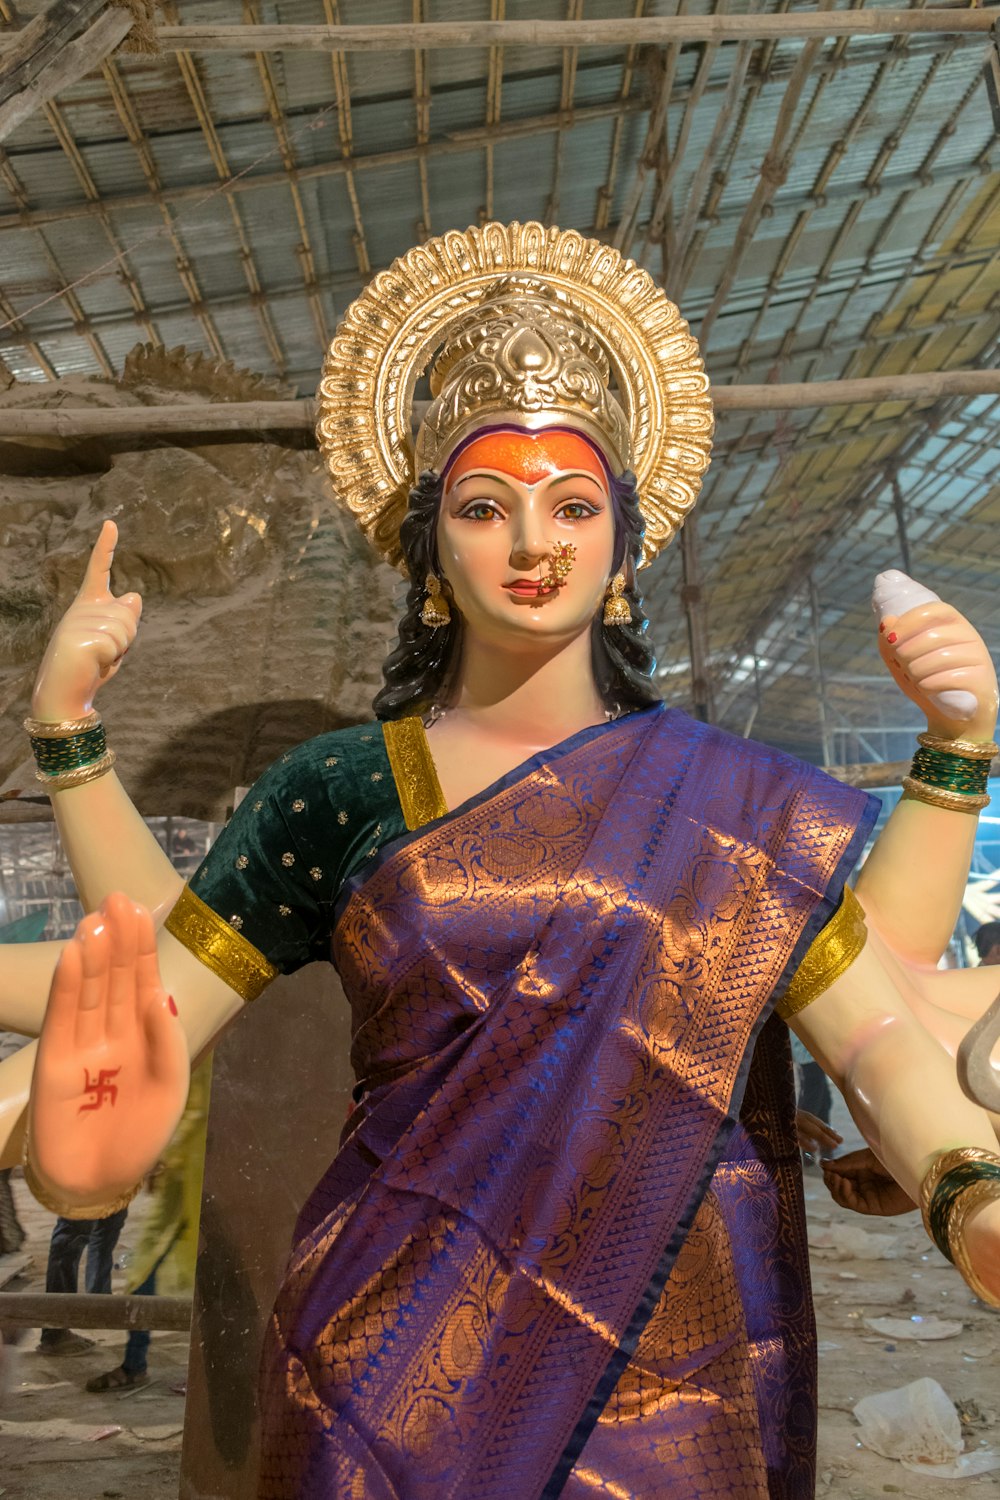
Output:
[436, 428, 616, 649]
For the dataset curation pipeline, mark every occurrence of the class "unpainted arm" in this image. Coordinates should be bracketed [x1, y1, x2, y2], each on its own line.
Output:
[903, 956, 1000, 1025]
[792, 923, 1000, 1300]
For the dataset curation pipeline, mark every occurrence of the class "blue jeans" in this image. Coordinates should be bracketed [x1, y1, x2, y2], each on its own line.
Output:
[40, 1208, 128, 1342]
[122, 1264, 157, 1374]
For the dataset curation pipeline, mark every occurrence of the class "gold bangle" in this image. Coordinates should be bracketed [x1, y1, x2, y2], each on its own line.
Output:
[919, 1146, 998, 1240]
[36, 748, 116, 793]
[917, 732, 999, 762]
[920, 1146, 998, 1210]
[23, 711, 100, 738]
[947, 1177, 1000, 1309]
[901, 776, 989, 814]
[21, 1138, 141, 1221]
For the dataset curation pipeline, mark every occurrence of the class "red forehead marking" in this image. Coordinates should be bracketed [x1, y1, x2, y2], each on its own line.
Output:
[445, 430, 608, 489]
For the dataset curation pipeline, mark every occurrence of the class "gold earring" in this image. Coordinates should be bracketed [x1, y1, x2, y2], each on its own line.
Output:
[420, 573, 451, 628]
[603, 573, 631, 627]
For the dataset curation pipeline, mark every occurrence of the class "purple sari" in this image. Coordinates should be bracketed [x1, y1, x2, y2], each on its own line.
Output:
[257, 705, 876, 1499]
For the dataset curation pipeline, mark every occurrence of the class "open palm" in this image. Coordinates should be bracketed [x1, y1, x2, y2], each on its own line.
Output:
[28, 893, 189, 1208]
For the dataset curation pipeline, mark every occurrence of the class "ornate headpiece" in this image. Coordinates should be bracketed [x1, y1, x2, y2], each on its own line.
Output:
[316, 222, 713, 570]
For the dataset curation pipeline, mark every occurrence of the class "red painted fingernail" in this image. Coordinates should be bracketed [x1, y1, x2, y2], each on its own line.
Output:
[887, 632, 897, 644]
[167, 995, 177, 1016]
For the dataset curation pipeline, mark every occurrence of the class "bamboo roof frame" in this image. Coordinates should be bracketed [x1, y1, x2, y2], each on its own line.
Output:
[2, 14, 996, 55]
[0, 368, 997, 439]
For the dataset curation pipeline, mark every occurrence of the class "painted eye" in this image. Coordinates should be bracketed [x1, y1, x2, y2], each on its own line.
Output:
[557, 501, 597, 520]
[462, 502, 501, 521]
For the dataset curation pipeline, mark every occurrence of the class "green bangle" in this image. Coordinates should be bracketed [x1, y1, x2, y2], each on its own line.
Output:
[29, 722, 108, 776]
[928, 1161, 1000, 1262]
[910, 744, 991, 798]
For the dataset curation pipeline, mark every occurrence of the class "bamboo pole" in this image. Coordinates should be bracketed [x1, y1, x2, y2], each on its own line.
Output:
[710, 369, 1000, 408]
[0, 1291, 191, 1331]
[0, 369, 996, 440]
[5, 14, 985, 51]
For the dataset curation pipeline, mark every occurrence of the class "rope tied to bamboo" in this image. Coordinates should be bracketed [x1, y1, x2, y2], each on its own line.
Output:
[111, 0, 161, 56]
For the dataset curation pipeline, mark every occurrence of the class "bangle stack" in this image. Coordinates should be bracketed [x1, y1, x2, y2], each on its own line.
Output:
[21, 1130, 141, 1221]
[902, 732, 996, 815]
[24, 711, 116, 793]
[920, 1146, 1000, 1307]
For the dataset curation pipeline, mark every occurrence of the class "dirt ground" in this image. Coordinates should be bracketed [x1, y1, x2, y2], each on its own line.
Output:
[0, 1097, 997, 1499]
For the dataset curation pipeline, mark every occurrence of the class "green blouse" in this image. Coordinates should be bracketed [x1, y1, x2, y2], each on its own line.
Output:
[165, 718, 446, 999]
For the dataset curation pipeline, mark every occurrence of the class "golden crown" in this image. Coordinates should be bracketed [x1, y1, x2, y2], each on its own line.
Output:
[415, 277, 633, 475]
[316, 221, 713, 570]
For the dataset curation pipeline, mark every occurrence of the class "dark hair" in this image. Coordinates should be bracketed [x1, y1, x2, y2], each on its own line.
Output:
[372, 468, 660, 721]
[975, 920, 1000, 960]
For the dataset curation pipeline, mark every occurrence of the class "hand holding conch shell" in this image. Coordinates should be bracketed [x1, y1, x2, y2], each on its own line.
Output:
[872, 571, 1000, 1114]
[872, 570, 998, 744]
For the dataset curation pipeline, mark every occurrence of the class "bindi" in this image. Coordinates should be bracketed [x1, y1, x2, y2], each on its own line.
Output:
[78, 1066, 121, 1113]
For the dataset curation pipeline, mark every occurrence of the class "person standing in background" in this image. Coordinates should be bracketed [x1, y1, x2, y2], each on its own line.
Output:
[974, 921, 1000, 967]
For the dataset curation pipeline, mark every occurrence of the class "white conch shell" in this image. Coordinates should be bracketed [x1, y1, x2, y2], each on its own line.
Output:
[871, 570, 978, 722]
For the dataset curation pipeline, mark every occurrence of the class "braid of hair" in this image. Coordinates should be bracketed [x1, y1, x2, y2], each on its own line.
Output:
[592, 469, 660, 714]
[372, 471, 462, 722]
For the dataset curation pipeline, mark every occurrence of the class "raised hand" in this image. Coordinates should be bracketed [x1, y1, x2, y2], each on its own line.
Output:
[31, 520, 142, 722]
[27, 892, 189, 1208]
[873, 573, 998, 743]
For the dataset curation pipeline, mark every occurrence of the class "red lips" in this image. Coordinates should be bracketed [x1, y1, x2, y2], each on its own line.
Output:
[503, 581, 558, 597]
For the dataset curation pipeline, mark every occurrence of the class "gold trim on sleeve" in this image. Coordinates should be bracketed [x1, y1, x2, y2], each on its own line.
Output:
[164, 885, 278, 1003]
[776, 885, 868, 1021]
[382, 718, 449, 831]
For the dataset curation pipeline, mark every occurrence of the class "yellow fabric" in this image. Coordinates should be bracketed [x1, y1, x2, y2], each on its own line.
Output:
[128, 1059, 211, 1294]
[776, 885, 868, 1021]
[382, 717, 449, 830]
[164, 883, 277, 1002]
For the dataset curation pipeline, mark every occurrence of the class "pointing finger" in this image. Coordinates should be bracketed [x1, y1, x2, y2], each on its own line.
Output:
[75, 520, 118, 604]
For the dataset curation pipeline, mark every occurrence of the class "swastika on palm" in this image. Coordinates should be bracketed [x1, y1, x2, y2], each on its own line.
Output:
[79, 1067, 121, 1112]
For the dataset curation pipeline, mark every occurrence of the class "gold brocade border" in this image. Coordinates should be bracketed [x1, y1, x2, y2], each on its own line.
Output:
[776, 885, 868, 1021]
[164, 884, 277, 1004]
[382, 718, 449, 831]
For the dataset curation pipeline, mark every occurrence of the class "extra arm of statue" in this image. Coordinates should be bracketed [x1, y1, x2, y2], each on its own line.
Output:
[30, 519, 183, 923]
[1, 895, 242, 1182]
[0, 523, 183, 1038]
[792, 923, 1000, 1303]
[853, 570, 999, 966]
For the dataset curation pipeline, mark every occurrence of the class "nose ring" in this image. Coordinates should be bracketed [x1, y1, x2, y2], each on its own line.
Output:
[545, 542, 576, 589]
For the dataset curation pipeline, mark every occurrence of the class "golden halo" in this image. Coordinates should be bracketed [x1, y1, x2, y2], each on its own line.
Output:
[316, 221, 714, 570]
